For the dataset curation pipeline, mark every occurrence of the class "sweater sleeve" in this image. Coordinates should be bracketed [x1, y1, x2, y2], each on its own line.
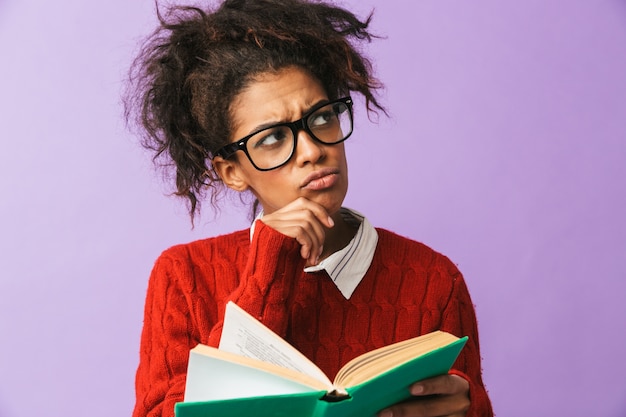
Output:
[439, 264, 493, 417]
[133, 221, 305, 417]
[132, 252, 198, 417]
[206, 220, 305, 346]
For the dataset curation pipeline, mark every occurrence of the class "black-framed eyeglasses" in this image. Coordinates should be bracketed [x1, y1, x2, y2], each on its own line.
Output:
[213, 97, 353, 171]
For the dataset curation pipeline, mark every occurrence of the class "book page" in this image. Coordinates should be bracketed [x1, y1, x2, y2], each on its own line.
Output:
[184, 349, 322, 402]
[219, 301, 333, 388]
[335, 331, 463, 388]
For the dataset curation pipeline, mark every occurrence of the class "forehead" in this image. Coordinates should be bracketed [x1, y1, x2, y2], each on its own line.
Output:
[229, 67, 328, 136]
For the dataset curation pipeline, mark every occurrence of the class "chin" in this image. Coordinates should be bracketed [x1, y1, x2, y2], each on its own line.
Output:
[316, 194, 346, 216]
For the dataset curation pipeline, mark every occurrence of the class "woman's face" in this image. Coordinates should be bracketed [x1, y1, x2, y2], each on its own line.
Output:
[216, 66, 349, 216]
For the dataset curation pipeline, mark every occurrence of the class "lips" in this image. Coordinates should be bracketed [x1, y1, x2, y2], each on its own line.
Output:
[300, 167, 340, 190]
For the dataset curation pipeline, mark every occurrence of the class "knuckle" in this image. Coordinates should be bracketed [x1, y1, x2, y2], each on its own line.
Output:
[443, 374, 455, 391]
[459, 394, 471, 412]
[303, 210, 317, 223]
[294, 225, 309, 240]
[387, 406, 406, 417]
[421, 400, 439, 416]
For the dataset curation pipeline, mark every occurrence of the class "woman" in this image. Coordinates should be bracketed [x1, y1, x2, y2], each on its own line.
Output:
[125, 1, 493, 416]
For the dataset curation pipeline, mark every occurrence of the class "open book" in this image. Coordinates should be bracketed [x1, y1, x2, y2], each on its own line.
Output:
[176, 301, 467, 417]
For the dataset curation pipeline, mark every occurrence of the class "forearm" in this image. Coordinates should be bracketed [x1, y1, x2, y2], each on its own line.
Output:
[207, 220, 305, 345]
[133, 223, 307, 416]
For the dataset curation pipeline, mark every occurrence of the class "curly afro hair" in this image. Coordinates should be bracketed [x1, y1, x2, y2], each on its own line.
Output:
[124, 0, 385, 221]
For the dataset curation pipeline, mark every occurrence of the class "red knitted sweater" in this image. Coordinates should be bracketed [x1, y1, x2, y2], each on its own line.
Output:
[133, 221, 493, 417]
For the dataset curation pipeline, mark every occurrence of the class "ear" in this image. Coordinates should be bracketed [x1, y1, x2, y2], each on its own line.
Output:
[213, 156, 249, 192]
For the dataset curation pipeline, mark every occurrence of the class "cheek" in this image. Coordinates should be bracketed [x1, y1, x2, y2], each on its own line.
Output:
[334, 142, 347, 158]
[256, 169, 295, 188]
[334, 146, 349, 172]
[248, 170, 298, 201]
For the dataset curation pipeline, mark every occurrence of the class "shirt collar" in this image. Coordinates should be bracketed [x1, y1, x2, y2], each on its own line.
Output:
[250, 207, 378, 299]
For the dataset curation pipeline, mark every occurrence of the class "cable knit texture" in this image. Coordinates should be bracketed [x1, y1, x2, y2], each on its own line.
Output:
[133, 221, 493, 417]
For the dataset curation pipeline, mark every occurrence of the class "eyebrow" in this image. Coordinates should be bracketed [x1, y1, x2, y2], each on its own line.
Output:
[245, 98, 331, 136]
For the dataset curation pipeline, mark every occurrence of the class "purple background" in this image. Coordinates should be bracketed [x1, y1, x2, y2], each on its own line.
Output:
[1, 1, 625, 416]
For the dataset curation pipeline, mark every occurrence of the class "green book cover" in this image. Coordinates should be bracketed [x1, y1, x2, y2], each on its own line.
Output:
[175, 391, 323, 417]
[175, 336, 467, 417]
[315, 336, 467, 417]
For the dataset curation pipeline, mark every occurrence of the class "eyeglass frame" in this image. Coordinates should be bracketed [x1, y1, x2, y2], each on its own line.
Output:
[212, 96, 354, 171]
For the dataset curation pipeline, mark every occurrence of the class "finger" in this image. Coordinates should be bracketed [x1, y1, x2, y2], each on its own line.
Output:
[292, 206, 327, 257]
[262, 212, 324, 263]
[289, 199, 333, 262]
[378, 392, 470, 417]
[285, 197, 334, 229]
[298, 219, 324, 263]
[263, 199, 332, 261]
[268, 220, 317, 260]
[410, 374, 469, 396]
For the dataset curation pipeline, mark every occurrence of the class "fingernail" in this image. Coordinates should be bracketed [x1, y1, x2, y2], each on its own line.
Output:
[411, 384, 424, 395]
[318, 245, 324, 256]
[378, 410, 393, 417]
[327, 216, 334, 227]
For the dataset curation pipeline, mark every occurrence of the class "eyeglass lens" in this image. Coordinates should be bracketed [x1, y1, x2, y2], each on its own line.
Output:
[245, 101, 352, 170]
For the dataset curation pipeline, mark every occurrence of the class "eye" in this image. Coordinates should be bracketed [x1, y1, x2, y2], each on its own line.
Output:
[309, 109, 338, 128]
[251, 126, 290, 149]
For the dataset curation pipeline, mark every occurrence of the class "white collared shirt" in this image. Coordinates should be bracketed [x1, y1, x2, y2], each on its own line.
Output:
[250, 207, 379, 299]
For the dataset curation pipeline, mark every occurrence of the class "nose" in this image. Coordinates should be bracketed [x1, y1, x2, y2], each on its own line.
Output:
[294, 130, 325, 166]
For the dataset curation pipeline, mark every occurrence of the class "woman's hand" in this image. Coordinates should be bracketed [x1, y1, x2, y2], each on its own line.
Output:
[260, 198, 334, 266]
[378, 374, 470, 417]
